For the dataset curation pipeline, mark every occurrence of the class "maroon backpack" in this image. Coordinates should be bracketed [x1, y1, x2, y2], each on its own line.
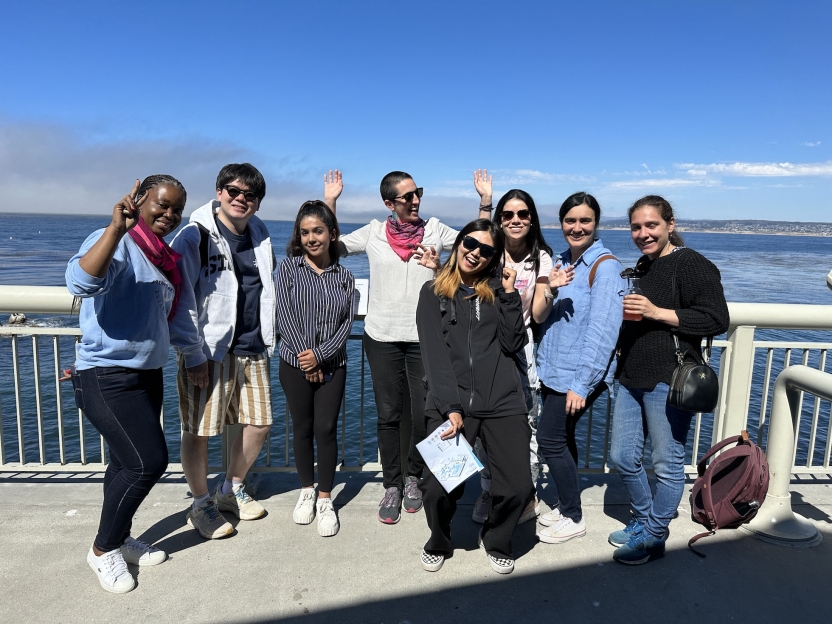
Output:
[688, 430, 770, 556]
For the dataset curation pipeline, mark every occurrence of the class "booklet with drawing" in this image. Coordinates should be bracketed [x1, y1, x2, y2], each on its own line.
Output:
[416, 421, 484, 493]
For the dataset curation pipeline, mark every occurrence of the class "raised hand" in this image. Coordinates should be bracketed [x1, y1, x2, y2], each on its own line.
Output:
[323, 170, 343, 211]
[110, 179, 147, 235]
[473, 169, 493, 205]
[502, 265, 517, 293]
[413, 244, 440, 270]
[548, 261, 575, 290]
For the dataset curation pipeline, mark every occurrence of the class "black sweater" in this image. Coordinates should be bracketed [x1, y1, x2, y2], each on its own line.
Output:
[416, 279, 528, 419]
[616, 248, 730, 390]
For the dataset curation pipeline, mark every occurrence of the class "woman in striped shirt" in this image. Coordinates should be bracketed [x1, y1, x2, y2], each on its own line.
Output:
[276, 200, 355, 537]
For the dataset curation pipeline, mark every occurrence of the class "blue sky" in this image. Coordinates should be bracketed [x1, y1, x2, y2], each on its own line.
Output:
[0, 0, 830, 223]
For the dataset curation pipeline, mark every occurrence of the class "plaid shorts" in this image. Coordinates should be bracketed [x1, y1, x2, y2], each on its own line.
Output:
[178, 352, 273, 436]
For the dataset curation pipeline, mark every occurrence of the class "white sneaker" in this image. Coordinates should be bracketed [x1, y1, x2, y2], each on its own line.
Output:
[120, 536, 167, 566]
[87, 547, 136, 594]
[538, 516, 587, 544]
[538, 506, 563, 527]
[293, 488, 317, 525]
[316, 498, 339, 537]
[518, 495, 540, 525]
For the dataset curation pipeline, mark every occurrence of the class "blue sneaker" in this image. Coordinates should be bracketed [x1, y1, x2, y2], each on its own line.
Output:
[608, 518, 643, 547]
[612, 528, 667, 565]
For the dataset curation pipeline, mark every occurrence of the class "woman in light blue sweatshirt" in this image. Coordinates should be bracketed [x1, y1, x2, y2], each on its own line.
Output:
[65, 175, 186, 594]
[533, 192, 626, 544]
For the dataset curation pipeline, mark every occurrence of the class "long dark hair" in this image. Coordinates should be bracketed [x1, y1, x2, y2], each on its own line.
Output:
[433, 219, 504, 304]
[286, 200, 341, 264]
[627, 195, 685, 247]
[493, 189, 552, 274]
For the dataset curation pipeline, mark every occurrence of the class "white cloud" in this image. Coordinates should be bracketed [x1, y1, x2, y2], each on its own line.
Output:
[607, 178, 721, 190]
[676, 161, 832, 177]
[802, 141, 821, 147]
[493, 169, 593, 185]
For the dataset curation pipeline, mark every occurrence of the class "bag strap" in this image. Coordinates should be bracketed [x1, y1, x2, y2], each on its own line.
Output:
[669, 249, 713, 361]
[688, 530, 714, 557]
[696, 432, 745, 476]
[588, 254, 616, 288]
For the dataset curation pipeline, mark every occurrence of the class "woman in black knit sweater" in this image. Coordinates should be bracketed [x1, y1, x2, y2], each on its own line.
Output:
[608, 195, 729, 565]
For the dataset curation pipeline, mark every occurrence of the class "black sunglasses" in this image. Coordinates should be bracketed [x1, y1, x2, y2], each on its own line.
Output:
[390, 187, 424, 203]
[461, 235, 497, 259]
[500, 209, 531, 222]
[224, 185, 259, 203]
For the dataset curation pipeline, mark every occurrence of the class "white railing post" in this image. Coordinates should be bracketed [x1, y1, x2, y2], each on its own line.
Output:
[741, 365, 825, 547]
[715, 324, 756, 444]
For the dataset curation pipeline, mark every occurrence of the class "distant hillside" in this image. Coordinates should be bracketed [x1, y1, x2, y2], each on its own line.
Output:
[543, 218, 832, 236]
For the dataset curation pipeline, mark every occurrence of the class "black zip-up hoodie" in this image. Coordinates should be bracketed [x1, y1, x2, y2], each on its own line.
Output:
[416, 277, 528, 419]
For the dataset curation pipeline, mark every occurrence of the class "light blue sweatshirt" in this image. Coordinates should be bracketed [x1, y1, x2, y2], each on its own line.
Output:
[65, 228, 173, 370]
[536, 239, 627, 399]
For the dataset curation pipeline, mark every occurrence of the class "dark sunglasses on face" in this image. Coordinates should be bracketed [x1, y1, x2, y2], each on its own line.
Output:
[461, 235, 497, 259]
[390, 187, 424, 203]
[224, 185, 259, 203]
[500, 209, 531, 222]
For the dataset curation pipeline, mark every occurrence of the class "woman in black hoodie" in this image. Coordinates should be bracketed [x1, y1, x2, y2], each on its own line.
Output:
[416, 219, 531, 575]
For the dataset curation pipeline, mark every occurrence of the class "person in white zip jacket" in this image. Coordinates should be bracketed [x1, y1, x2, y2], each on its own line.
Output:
[169, 163, 276, 540]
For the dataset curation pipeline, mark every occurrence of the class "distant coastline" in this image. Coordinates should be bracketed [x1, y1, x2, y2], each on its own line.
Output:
[542, 218, 832, 237]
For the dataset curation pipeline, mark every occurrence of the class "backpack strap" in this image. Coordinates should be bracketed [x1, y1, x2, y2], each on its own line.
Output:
[588, 254, 616, 288]
[195, 223, 210, 270]
[695, 432, 745, 476]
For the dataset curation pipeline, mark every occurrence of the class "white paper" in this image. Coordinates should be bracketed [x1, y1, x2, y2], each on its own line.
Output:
[416, 421, 483, 493]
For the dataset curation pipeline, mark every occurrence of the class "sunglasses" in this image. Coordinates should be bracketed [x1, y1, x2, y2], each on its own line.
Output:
[224, 185, 259, 203]
[461, 235, 497, 259]
[500, 209, 531, 222]
[390, 187, 424, 203]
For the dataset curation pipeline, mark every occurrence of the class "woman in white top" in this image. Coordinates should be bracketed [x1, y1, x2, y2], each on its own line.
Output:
[471, 169, 574, 525]
[325, 170, 457, 524]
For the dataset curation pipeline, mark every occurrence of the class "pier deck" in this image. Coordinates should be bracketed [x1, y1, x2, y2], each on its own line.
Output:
[2, 472, 830, 624]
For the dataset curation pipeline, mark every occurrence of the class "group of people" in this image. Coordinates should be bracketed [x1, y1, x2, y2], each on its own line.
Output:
[66, 162, 729, 593]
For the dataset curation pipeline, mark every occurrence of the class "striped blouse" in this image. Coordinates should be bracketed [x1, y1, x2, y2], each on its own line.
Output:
[276, 255, 355, 369]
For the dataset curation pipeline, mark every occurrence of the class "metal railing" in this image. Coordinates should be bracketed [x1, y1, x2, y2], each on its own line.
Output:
[2, 287, 832, 476]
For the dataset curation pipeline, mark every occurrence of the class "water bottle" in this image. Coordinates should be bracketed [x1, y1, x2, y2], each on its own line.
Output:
[624, 277, 643, 321]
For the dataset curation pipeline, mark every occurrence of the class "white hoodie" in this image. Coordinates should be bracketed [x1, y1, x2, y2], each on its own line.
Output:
[169, 201, 276, 368]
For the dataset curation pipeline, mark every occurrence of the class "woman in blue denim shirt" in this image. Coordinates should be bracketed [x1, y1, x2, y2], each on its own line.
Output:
[66, 176, 186, 593]
[608, 195, 728, 565]
[533, 192, 626, 544]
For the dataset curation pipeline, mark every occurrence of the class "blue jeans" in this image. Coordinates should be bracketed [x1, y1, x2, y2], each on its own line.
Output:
[609, 383, 693, 539]
[78, 367, 168, 552]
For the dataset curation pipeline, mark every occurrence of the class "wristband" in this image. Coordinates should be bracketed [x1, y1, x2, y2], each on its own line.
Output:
[479, 203, 493, 212]
[544, 287, 556, 301]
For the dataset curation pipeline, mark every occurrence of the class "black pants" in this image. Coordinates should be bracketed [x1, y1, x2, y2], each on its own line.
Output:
[536, 384, 605, 522]
[363, 335, 428, 490]
[78, 367, 168, 552]
[420, 410, 533, 559]
[280, 360, 346, 493]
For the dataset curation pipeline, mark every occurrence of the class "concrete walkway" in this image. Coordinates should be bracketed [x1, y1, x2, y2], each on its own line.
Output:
[1, 471, 830, 624]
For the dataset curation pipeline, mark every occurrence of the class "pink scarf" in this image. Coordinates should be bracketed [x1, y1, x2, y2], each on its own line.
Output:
[385, 215, 426, 262]
[128, 218, 182, 320]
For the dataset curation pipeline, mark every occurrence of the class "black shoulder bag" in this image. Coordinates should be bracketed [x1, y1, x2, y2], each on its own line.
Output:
[666, 256, 720, 413]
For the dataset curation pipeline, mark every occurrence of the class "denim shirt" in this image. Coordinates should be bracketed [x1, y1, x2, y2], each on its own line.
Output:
[536, 239, 626, 399]
[66, 229, 173, 370]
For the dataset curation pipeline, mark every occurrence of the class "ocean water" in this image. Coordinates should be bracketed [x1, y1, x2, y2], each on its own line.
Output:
[1, 213, 831, 469]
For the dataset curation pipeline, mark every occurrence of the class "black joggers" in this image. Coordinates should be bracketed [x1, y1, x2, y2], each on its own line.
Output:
[280, 359, 346, 493]
[419, 410, 533, 559]
[363, 334, 428, 490]
[78, 367, 168, 552]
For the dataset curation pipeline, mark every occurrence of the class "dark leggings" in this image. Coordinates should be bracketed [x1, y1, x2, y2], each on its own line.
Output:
[280, 359, 345, 493]
[536, 384, 605, 523]
[78, 367, 168, 552]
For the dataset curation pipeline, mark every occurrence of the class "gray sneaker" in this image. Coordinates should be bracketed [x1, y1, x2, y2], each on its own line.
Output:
[403, 476, 423, 513]
[378, 487, 401, 524]
[187, 500, 234, 539]
[472, 490, 492, 524]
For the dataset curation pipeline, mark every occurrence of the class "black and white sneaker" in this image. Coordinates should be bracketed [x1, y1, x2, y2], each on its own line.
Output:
[478, 529, 515, 574]
[421, 549, 445, 572]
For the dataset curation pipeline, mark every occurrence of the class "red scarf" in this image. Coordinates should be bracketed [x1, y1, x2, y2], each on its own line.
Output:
[128, 218, 182, 320]
[385, 215, 426, 262]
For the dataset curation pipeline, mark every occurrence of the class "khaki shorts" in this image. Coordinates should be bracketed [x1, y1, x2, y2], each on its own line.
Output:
[178, 352, 273, 436]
